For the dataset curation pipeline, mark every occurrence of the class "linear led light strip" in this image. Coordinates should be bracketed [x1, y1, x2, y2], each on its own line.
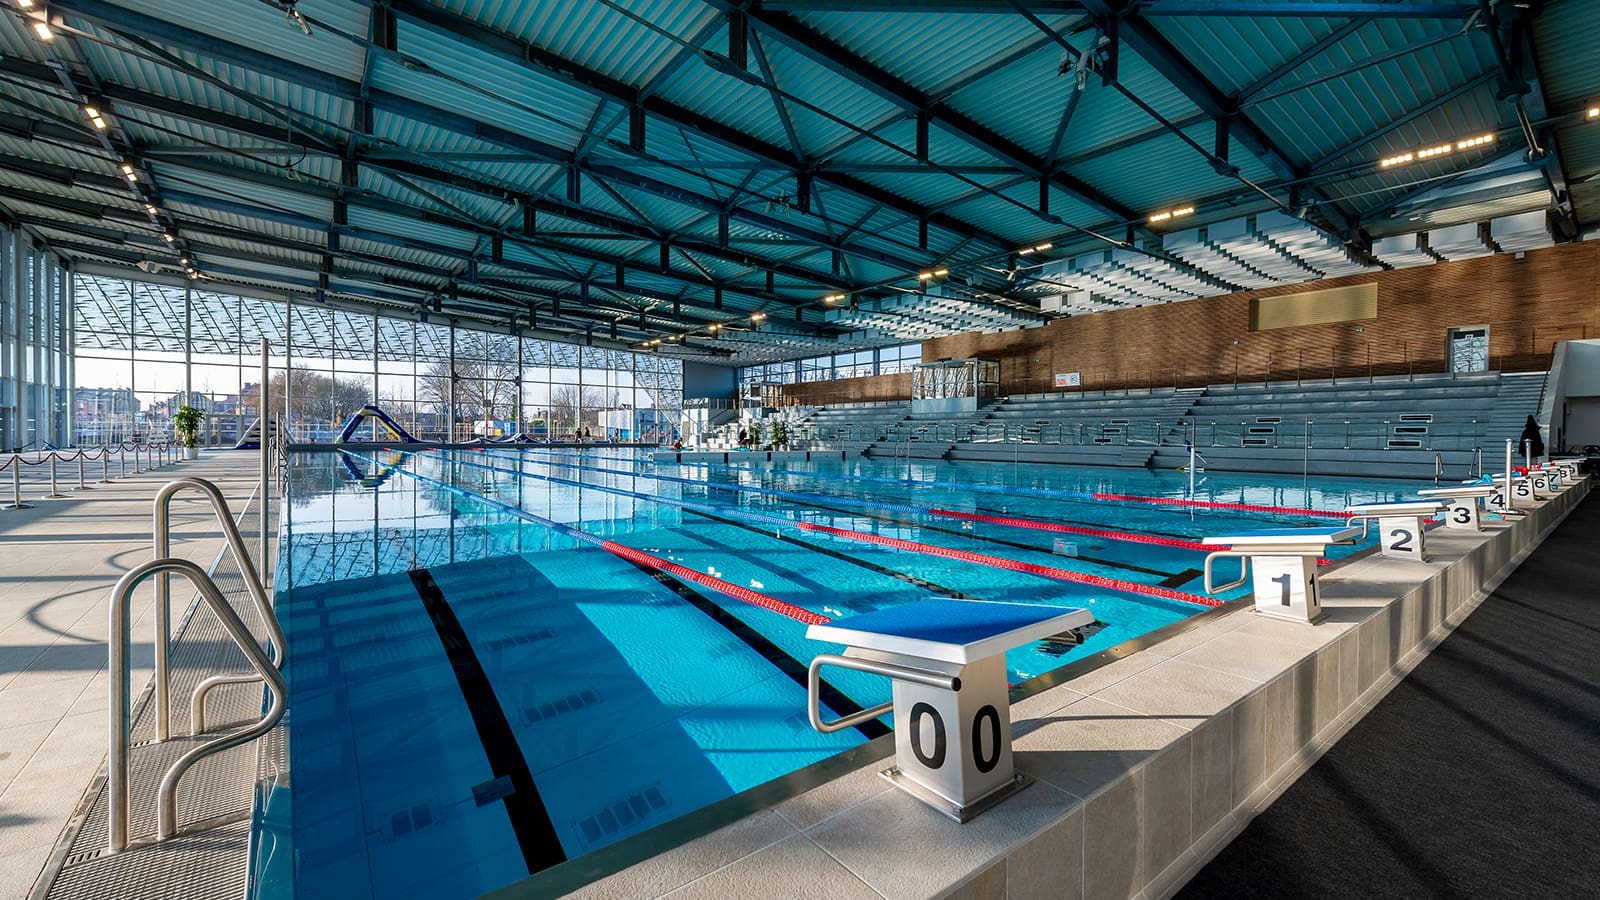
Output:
[1147, 205, 1194, 224]
[1381, 132, 1493, 168]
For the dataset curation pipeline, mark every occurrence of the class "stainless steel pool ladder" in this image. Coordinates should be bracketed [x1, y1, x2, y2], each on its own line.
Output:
[153, 478, 286, 741]
[107, 477, 287, 852]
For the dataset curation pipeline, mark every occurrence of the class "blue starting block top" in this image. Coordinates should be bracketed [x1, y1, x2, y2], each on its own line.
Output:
[806, 599, 1092, 665]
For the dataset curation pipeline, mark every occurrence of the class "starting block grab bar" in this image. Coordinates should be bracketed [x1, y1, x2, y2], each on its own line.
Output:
[1203, 550, 1263, 595]
[807, 654, 960, 734]
[1202, 527, 1361, 624]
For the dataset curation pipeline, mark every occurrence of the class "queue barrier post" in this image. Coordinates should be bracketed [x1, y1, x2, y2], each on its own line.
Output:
[46, 453, 67, 499]
[1202, 526, 1362, 625]
[805, 599, 1092, 821]
[5, 458, 32, 510]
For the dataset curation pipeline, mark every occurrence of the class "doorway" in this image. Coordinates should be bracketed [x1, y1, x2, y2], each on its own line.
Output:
[1447, 326, 1489, 373]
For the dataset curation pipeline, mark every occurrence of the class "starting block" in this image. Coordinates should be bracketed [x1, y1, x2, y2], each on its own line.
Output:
[1548, 458, 1584, 483]
[1526, 468, 1556, 498]
[1416, 484, 1496, 532]
[1489, 472, 1534, 507]
[805, 599, 1092, 821]
[1483, 473, 1524, 512]
[1202, 526, 1361, 624]
[1345, 500, 1445, 562]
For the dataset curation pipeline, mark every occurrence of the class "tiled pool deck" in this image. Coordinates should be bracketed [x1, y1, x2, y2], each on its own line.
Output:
[0, 452, 259, 900]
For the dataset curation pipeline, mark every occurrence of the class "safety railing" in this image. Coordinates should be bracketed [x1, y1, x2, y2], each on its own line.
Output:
[794, 414, 1494, 456]
[107, 477, 285, 852]
[2, 441, 179, 510]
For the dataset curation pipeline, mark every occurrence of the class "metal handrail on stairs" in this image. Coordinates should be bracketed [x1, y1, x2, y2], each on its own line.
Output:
[108, 477, 287, 852]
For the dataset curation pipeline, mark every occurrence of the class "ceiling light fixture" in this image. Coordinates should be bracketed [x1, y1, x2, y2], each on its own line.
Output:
[1589, 106, 1599, 120]
[1378, 131, 1499, 170]
[284, 1, 313, 36]
[750, 311, 767, 323]
[120, 162, 138, 182]
[823, 292, 847, 304]
[31, 20, 52, 41]
[916, 268, 949, 281]
[18, 0, 35, 8]
[1146, 205, 1194, 224]
[1017, 242, 1053, 256]
[84, 106, 107, 130]
[162, 232, 175, 243]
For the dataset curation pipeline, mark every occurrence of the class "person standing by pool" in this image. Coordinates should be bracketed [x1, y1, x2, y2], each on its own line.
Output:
[1519, 414, 1544, 460]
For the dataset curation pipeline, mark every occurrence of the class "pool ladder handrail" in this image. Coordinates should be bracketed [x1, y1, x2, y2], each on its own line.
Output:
[108, 477, 287, 852]
[152, 477, 285, 742]
[108, 557, 286, 852]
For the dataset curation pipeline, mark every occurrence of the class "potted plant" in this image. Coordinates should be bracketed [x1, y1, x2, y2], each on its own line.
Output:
[770, 418, 789, 450]
[748, 419, 764, 450]
[173, 405, 204, 460]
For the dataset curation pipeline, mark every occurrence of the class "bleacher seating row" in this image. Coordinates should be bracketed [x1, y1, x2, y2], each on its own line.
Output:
[780, 371, 1548, 480]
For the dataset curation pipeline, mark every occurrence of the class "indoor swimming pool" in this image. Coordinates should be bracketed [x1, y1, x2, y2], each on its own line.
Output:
[262, 449, 1423, 899]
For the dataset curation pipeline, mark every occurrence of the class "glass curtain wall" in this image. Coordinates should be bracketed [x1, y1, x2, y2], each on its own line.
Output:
[737, 343, 920, 389]
[0, 224, 71, 451]
[72, 273, 683, 446]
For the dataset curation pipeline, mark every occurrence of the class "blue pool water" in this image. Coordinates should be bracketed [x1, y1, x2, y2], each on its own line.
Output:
[262, 448, 1423, 899]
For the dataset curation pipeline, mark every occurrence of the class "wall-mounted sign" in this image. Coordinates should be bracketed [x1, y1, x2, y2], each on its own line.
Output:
[1054, 372, 1081, 388]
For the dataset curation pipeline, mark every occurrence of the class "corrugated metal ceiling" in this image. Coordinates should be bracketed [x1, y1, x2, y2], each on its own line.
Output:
[0, 0, 1580, 365]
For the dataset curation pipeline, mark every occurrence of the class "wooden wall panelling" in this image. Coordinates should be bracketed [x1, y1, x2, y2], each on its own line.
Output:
[777, 243, 1598, 405]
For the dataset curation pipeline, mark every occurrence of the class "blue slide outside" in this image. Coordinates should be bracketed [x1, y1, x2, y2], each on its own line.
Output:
[336, 405, 420, 444]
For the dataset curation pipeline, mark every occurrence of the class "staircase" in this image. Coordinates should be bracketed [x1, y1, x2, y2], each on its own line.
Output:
[234, 415, 280, 449]
[1486, 371, 1548, 456]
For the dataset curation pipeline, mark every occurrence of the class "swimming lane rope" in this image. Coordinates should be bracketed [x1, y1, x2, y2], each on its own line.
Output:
[351, 452, 830, 626]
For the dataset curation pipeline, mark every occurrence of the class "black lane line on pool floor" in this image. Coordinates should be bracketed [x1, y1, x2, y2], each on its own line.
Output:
[615, 557, 892, 741]
[409, 567, 566, 875]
